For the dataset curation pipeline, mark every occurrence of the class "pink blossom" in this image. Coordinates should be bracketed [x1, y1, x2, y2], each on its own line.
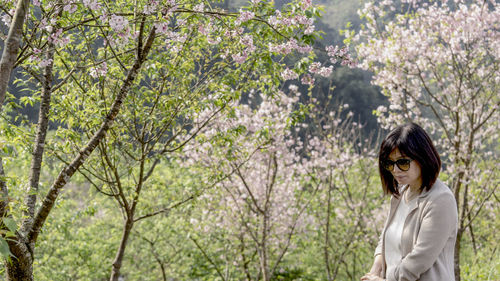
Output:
[48, 28, 69, 46]
[295, 15, 313, 26]
[63, 4, 77, 13]
[39, 59, 53, 68]
[308, 62, 321, 74]
[317, 66, 333, 77]
[295, 15, 315, 34]
[89, 62, 108, 78]
[326, 45, 339, 57]
[301, 74, 314, 85]
[83, 0, 101, 10]
[281, 17, 295, 27]
[167, 31, 187, 43]
[236, 10, 255, 25]
[143, 1, 159, 14]
[281, 68, 298, 80]
[302, 0, 313, 9]
[198, 23, 210, 36]
[338, 46, 348, 56]
[304, 24, 315, 34]
[207, 36, 221, 44]
[269, 39, 299, 55]
[193, 3, 204, 12]
[154, 22, 169, 34]
[269, 15, 280, 27]
[1, 10, 13, 27]
[297, 45, 313, 54]
[240, 34, 256, 53]
[109, 15, 128, 32]
[232, 52, 248, 64]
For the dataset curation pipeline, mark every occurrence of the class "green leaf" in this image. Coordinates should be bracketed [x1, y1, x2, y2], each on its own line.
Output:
[2, 217, 17, 233]
[0, 237, 12, 258]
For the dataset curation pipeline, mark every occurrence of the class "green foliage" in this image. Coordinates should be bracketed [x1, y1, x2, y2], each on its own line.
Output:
[34, 189, 120, 280]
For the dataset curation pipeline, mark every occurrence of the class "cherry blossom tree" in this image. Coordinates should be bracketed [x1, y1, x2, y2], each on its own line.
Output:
[180, 90, 318, 280]
[178, 78, 374, 280]
[0, 0, 350, 279]
[302, 101, 384, 280]
[352, 0, 499, 279]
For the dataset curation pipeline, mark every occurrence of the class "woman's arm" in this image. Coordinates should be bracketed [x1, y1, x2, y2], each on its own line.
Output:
[362, 255, 385, 281]
[369, 254, 384, 276]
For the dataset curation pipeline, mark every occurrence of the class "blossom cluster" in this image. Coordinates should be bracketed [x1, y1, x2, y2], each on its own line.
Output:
[0, 9, 14, 28]
[83, 0, 101, 10]
[268, 9, 315, 34]
[235, 10, 255, 25]
[268, 39, 313, 55]
[109, 15, 129, 32]
[89, 62, 108, 78]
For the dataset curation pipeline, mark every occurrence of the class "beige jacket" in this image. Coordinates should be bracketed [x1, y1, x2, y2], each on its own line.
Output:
[375, 179, 458, 281]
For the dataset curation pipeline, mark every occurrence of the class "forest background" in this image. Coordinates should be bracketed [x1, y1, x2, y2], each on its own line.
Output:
[0, 0, 498, 280]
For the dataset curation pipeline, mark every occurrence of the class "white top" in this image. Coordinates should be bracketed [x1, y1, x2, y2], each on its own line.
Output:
[384, 186, 417, 279]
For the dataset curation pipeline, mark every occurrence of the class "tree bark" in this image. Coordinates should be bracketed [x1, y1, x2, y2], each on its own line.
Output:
[454, 228, 463, 281]
[20, 45, 55, 234]
[452, 164, 465, 281]
[0, 0, 30, 109]
[259, 213, 269, 281]
[110, 217, 134, 281]
[5, 241, 33, 281]
[324, 180, 333, 281]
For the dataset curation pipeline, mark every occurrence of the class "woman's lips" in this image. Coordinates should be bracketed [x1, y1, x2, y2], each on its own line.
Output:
[394, 175, 406, 181]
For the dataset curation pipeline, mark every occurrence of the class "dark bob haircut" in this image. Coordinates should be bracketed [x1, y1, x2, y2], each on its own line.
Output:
[378, 123, 441, 196]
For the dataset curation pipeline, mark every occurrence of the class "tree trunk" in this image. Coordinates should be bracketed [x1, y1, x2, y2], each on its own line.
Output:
[454, 228, 463, 281]
[110, 217, 134, 281]
[5, 240, 33, 281]
[0, 0, 30, 109]
[324, 181, 333, 281]
[21, 45, 54, 236]
[0, 2, 35, 280]
[259, 213, 269, 281]
[452, 167, 465, 281]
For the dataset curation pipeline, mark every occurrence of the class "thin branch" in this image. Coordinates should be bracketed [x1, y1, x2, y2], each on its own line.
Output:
[190, 236, 227, 281]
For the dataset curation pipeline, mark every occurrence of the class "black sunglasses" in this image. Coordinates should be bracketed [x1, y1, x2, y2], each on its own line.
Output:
[383, 158, 413, 171]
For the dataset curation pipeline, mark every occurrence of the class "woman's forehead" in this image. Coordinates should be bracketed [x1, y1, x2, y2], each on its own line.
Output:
[389, 148, 405, 159]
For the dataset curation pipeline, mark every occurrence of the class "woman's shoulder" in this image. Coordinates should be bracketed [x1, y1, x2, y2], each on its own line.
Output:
[421, 179, 455, 202]
[420, 179, 458, 221]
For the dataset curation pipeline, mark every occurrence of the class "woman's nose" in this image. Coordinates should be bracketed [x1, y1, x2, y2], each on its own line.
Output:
[393, 164, 403, 172]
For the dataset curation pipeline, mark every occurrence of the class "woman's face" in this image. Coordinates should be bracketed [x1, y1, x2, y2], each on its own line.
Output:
[388, 148, 422, 190]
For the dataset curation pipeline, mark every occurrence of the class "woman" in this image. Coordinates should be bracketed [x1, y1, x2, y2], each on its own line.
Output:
[361, 123, 457, 281]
